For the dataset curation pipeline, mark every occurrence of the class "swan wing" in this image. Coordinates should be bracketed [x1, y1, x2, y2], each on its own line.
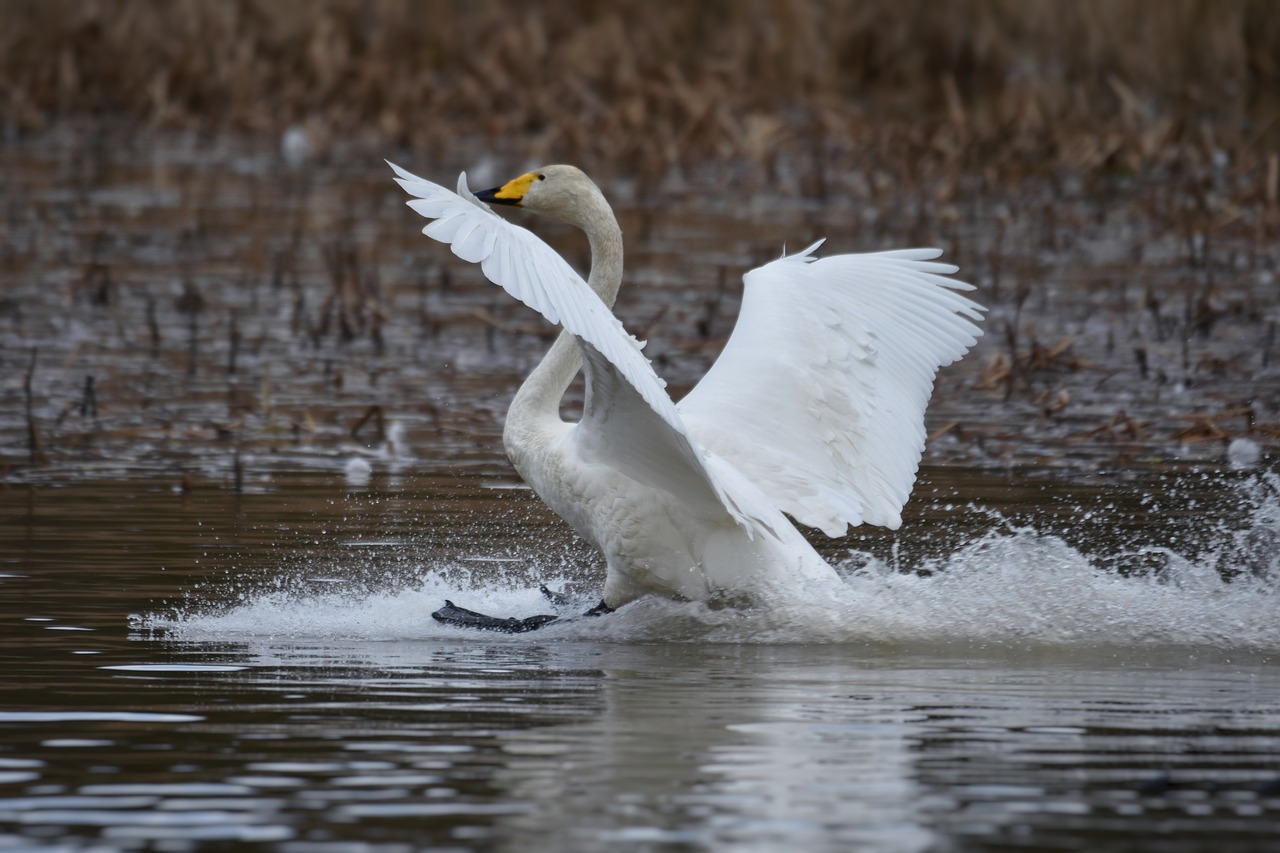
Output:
[389, 162, 772, 532]
[388, 162, 675, 425]
[678, 242, 985, 535]
[574, 341, 783, 538]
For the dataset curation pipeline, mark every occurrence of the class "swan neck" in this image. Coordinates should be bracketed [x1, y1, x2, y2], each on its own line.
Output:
[506, 329, 580, 440]
[506, 191, 623, 447]
[583, 201, 624, 309]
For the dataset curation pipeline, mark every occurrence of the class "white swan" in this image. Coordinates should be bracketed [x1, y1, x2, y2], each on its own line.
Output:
[389, 162, 984, 630]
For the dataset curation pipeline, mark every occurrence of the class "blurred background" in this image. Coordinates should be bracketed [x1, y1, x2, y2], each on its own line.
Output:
[5, 0, 1280, 179]
[2, 0, 1278, 481]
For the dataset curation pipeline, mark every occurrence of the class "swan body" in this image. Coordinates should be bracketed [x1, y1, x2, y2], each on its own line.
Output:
[390, 162, 984, 611]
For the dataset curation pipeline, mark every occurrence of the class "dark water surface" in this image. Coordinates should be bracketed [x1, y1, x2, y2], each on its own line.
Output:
[3, 126, 1278, 480]
[3, 129, 1280, 850]
[3, 471, 1280, 852]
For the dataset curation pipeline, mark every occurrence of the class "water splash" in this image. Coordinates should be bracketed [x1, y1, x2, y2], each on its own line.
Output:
[139, 474, 1280, 651]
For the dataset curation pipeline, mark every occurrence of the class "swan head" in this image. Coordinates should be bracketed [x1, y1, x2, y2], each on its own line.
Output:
[475, 165, 608, 229]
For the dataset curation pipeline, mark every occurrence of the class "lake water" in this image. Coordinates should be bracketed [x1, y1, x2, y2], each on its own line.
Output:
[3, 469, 1279, 852]
[2, 128, 1279, 850]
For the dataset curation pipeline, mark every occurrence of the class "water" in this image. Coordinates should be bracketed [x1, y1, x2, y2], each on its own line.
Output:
[3, 127, 1277, 482]
[3, 128, 1280, 850]
[3, 470, 1280, 851]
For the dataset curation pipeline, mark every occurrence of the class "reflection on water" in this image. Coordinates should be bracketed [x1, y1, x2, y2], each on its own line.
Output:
[0, 640, 1277, 852]
[2, 471, 1278, 850]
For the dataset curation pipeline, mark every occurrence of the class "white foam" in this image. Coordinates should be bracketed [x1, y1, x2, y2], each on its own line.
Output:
[140, 476, 1280, 651]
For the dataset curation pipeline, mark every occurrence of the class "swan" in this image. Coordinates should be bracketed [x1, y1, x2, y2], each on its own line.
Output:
[389, 162, 985, 631]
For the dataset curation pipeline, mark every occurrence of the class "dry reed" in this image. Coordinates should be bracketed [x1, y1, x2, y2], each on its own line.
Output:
[2, 0, 1278, 184]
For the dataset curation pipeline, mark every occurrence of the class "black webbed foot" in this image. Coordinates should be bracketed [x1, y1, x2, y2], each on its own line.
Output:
[432, 600, 558, 633]
[432, 592, 615, 633]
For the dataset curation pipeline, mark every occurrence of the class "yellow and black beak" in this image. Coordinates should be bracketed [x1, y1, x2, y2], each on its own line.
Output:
[475, 172, 536, 207]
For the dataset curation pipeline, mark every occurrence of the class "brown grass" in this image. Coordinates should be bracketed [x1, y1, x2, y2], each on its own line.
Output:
[2, 0, 1279, 183]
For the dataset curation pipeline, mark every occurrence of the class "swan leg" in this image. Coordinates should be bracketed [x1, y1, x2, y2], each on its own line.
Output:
[583, 599, 614, 617]
[432, 600, 558, 633]
[541, 586, 614, 615]
[539, 584, 575, 606]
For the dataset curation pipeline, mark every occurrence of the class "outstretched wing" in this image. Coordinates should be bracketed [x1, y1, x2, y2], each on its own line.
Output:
[573, 340, 784, 540]
[677, 242, 984, 535]
[388, 162, 676, 431]
[388, 162, 772, 533]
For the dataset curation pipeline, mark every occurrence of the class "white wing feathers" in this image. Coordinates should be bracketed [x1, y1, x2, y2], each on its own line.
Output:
[388, 162, 770, 533]
[574, 341, 783, 538]
[389, 162, 677, 427]
[678, 242, 985, 534]
[391, 162, 983, 541]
